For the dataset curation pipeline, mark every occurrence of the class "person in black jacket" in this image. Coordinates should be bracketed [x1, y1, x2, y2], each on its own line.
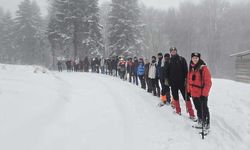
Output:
[157, 52, 167, 106]
[167, 47, 195, 120]
[57, 60, 63, 72]
[127, 57, 134, 83]
[83, 57, 90, 72]
[144, 59, 152, 93]
[133, 56, 139, 86]
[162, 53, 171, 105]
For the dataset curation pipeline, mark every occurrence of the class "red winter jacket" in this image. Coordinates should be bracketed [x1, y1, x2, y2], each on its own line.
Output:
[187, 65, 212, 98]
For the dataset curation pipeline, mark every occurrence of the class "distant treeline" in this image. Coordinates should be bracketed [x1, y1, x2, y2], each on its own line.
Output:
[0, 0, 249, 78]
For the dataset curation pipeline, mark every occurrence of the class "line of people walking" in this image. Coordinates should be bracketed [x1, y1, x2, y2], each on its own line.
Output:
[56, 47, 212, 129]
[115, 47, 212, 129]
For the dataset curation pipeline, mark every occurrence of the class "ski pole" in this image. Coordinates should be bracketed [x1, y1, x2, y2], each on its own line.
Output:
[201, 98, 205, 139]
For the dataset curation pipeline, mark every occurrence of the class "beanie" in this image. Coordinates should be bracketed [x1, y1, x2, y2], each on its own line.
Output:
[169, 47, 177, 52]
[191, 52, 201, 58]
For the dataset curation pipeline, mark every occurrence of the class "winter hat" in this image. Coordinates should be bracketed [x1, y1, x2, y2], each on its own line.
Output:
[152, 56, 156, 60]
[169, 47, 177, 52]
[164, 53, 170, 58]
[191, 52, 201, 58]
[157, 52, 163, 56]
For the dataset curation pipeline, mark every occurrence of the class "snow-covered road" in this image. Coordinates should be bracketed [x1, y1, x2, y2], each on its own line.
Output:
[0, 64, 249, 150]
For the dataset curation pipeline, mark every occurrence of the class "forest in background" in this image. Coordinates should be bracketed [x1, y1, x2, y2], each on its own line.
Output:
[0, 0, 250, 78]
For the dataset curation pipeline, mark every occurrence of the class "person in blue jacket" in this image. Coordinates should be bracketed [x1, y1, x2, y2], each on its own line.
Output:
[137, 58, 146, 89]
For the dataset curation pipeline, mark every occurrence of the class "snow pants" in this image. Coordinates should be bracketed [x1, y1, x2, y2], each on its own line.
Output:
[150, 78, 160, 96]
[159, 78, 171, 103]
[138, 75, 146, 89]
[193, 97, 210, 125]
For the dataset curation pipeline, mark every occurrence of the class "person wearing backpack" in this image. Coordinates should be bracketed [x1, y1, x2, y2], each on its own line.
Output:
[148, 56, 160, 97]
[167, 47, 195, 120]
[187, 53, 212, 129]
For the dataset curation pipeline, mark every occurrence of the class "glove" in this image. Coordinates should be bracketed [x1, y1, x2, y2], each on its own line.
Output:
[187, 92, 191, 98]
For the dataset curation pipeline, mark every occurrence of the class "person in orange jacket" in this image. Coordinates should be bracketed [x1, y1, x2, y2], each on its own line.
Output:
[187, 52, 212, 129]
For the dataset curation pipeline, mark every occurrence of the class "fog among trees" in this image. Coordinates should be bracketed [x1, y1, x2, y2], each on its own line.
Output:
[0, 0, 250, 78]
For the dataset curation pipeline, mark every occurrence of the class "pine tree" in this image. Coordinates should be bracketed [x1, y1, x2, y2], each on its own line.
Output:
[100, 1, 112, 58]
[108, 0, 144, 57]
[48, 0, 104, 61]
[14, 0, 43, 64]
[47, 0, 68, 68]
[83, 0, 104, 58]
[0, 11, 15, 63]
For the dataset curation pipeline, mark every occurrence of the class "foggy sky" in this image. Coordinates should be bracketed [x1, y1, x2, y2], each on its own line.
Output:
[0, 0, 246, 16]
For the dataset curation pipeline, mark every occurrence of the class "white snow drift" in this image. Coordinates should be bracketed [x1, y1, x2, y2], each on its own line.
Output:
[0, 64, 249, 150]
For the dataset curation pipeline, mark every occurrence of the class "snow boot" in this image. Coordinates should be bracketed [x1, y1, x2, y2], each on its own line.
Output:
[158, 101, 166, 107]
[193, 121, 202, 129]
[161, 95, 167, 102]
[157, 88, 160, 97]
[174, 100, 181, 115]
[166, 92, 171, 103]
[205, 124, 210, 130]
[186, 100, 195, 120]
[170, 97, 175, 109]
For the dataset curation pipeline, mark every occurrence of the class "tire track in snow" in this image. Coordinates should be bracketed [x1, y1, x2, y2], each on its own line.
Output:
[0, 71, 72, 150]
[93, 74, 186, 150]
[51, 71, 72, 103]
[93, 75, 140, 150]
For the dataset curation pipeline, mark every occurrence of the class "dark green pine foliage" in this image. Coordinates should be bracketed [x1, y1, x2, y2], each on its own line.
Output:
[14, 0, 43, 64]
[48, 0, 104, 60]
[108, 0, 144, 57]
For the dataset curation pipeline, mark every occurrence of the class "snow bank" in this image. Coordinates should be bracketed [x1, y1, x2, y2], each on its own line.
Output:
[0, 64, 249, 150]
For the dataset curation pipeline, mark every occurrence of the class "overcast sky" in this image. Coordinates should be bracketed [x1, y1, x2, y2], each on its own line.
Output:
[0, 0, 245, 16]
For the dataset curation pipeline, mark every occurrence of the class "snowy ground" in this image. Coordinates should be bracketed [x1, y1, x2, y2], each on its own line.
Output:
[0, 64, 250, 150]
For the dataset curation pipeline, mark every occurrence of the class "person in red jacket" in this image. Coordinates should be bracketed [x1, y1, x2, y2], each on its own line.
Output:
[187, 52, 212, 129]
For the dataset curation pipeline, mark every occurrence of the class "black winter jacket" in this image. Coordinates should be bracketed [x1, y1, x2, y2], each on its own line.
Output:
[167, 55, 188, 88]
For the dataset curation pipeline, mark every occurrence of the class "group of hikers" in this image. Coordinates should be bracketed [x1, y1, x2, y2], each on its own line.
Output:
[57, 47, 212, 129]
[57, 57, 91, 72]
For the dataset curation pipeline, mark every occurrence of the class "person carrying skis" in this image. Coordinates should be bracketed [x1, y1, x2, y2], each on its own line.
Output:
[187, 53, 212, 129]
[137, 58, 146, 89]
[167, 47, 195, 120]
